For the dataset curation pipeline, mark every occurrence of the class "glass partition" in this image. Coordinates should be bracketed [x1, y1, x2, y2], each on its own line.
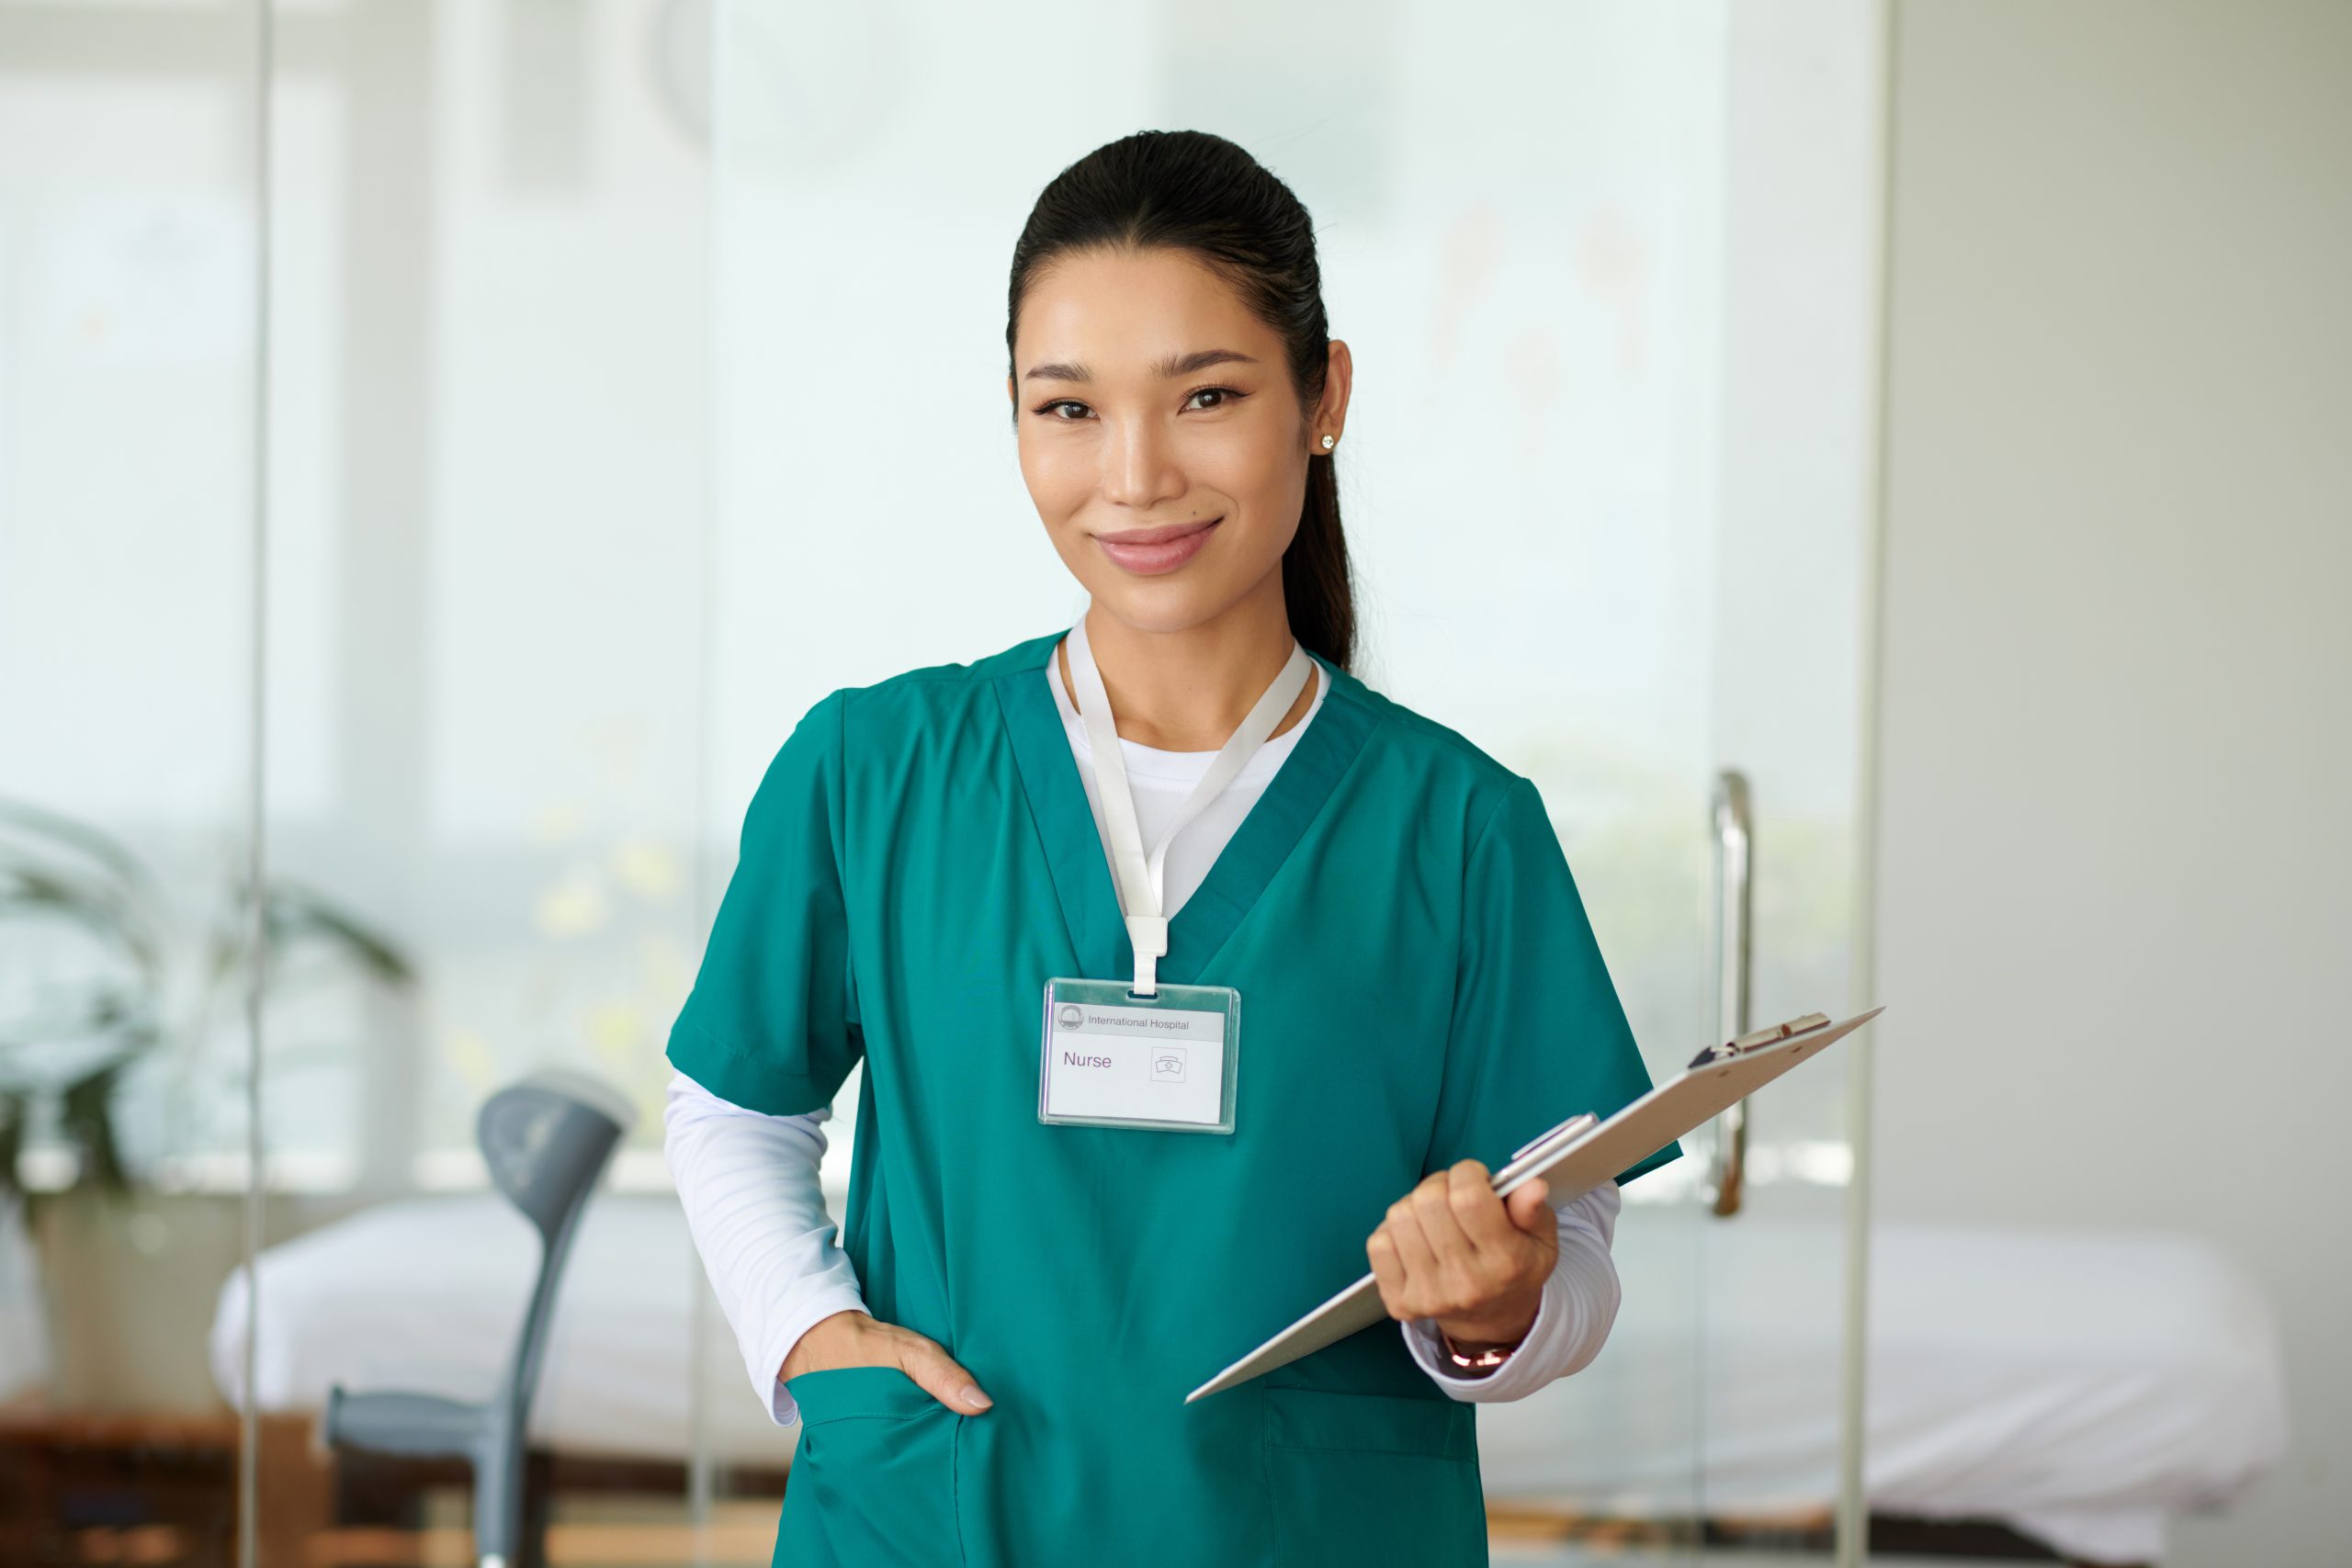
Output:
[5, 0, 728, 1561]
[0, 3, 270, 1558]
[2, 2, 1880, 1562]
[254, 0, 720, 1559]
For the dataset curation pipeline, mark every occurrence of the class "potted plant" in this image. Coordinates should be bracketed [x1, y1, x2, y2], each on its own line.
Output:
[0, 798, 413, 1409]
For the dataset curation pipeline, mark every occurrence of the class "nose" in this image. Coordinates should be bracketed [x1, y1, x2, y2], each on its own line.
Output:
[1099, 414, 1186, 511]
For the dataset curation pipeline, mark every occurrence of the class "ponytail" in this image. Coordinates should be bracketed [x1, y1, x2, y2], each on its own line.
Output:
[1283, 447, 1353, 670]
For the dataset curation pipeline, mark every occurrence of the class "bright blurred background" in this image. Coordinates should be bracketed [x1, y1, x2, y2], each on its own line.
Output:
[0, 2, 2341, 1565]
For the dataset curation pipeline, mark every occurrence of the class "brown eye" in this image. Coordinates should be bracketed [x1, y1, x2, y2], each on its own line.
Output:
[1184, 387, 1237, 412]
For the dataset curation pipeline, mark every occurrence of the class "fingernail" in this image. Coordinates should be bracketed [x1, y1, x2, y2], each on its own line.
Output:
[961, 1385, 992, 1410]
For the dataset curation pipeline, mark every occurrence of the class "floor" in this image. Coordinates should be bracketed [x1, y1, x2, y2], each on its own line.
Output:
[1495, 1554, 1996, 1567]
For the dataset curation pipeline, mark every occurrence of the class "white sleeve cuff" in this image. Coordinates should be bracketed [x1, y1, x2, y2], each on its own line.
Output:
[761, 1283, 870, 1427]
[1402, 1181, 1623, 1403]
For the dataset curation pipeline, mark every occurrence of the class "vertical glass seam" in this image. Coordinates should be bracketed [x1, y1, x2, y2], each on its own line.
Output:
[1837, 2, 1902, 1563]
[238, 0, 276, 1563]
[683, 0, 732, 1544]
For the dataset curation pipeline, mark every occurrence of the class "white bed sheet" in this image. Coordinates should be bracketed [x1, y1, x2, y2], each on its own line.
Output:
[211, 1197, 2286, 1564]
[1476, 1214, 2287, 1564]
[211, 1194, 785, 1467]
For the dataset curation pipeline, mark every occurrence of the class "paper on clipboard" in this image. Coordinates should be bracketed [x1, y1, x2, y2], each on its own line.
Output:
[1183, 1006, 1883, 1404]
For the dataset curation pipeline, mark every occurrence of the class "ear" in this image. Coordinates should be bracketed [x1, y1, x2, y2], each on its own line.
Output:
[1315, 339, 1355, 446]
[1006, 374, 1019, 413]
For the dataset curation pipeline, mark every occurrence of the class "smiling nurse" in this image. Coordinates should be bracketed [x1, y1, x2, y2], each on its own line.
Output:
[662, 130, 1679, 1567]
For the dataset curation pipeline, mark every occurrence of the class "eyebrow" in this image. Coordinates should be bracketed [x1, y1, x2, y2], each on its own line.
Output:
[1022, 348, 1260, 383]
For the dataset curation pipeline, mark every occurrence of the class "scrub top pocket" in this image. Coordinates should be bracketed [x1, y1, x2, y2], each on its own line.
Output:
[775, 1367, 966, 1567]
[1262, 1385, 1487, 1568]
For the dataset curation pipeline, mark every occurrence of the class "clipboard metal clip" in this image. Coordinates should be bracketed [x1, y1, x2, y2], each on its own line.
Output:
[1688, 1011, 1833, 1070]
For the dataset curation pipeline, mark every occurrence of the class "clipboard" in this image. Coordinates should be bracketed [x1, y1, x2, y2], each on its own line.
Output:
[1184, 1005, 1883, 1403]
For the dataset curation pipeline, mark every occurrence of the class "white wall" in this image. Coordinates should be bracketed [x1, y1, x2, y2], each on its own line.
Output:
[1871, 2, 2351, 1562]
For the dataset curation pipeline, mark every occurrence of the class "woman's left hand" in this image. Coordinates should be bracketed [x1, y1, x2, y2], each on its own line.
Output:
[1365, 1159, 1557, 1350]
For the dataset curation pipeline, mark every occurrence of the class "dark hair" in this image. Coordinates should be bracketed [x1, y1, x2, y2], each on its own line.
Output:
[1006, 130, 1357, 671]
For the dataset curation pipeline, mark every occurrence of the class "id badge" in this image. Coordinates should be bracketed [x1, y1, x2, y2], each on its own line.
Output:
[1039, 977, 1239, 1134]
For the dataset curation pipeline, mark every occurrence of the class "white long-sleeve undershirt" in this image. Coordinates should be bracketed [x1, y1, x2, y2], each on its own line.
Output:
[665, 1073, 1624, 1425]
[663, 646, 1626, 1424]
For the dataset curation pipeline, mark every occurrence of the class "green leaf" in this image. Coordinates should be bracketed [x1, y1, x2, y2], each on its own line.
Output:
[0, 1091, 25, 1203]
[59, 1065, 130, 1194]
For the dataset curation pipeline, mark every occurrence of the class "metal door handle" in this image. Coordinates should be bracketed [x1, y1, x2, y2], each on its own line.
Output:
[1708, 770, 1753, 1218]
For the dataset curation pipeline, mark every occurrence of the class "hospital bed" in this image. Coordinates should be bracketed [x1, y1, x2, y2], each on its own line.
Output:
[209, 1193, 2287, 1564]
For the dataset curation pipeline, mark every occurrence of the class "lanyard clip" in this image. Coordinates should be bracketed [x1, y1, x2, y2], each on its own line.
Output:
[1125, 914, 1168, 998]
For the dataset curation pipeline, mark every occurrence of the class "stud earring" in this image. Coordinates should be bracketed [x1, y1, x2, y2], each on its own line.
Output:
[1320, 434, 1336, 450]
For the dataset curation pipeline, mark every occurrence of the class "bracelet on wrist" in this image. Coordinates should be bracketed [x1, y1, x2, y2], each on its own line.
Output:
[1438, 1327, 1517, 1371]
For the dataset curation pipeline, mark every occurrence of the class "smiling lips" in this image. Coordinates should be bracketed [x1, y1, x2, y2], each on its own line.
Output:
[1094, 518, 1222, 575]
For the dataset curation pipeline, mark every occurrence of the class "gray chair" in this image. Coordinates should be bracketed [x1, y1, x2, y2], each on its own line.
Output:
[325, 1068, 634, 1568]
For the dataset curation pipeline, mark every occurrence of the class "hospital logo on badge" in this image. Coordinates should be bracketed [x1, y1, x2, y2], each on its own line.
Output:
[1056, 1003, 1084, 1032]
[1150, 1046, 1187, 1084]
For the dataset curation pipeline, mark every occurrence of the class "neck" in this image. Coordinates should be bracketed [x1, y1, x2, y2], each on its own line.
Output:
[1060, 575, 1317, 751]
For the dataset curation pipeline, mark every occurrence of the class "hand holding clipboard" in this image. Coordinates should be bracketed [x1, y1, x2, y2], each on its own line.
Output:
[1185, 1007, 1884, 1403]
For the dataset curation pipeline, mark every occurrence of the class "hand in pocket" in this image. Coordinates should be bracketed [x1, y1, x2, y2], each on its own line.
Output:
[780, 1309, 995, 1415]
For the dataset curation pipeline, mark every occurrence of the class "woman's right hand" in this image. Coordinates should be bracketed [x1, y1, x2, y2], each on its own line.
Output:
[779, 1309, 995, 1416]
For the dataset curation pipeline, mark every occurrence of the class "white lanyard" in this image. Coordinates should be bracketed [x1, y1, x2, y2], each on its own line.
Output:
[1064, 615, 1314, 997]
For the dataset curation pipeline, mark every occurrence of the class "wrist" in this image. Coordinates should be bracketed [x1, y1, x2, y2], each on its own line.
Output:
[1434, 1287, 1543, 1352]
[1432, 1307, 1536, 1379]
[778, 1308, 872, 1381]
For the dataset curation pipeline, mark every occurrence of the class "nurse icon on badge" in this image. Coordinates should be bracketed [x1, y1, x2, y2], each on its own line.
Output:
[1038, 977, 1239, 1134]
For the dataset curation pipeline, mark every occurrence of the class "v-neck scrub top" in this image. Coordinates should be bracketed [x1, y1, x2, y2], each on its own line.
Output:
[665, 628, 1679, 1568]
[1043, 634, 1328, 918]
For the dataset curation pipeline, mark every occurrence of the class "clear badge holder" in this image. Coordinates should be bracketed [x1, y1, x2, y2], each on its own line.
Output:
[1040, 976, 1240, 1135]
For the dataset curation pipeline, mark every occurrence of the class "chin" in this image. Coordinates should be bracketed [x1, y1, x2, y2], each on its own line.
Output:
[1084, 575, 1249, 638]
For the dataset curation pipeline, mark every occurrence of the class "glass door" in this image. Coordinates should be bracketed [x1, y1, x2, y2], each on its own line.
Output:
[13, 2, 1875, 1563]
[1435, 5, 1886, 1563]
[1692, 6, 1886, 1562]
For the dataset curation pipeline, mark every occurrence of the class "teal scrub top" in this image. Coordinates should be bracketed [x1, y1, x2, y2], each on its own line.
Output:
[666, 629, 1679, 1568]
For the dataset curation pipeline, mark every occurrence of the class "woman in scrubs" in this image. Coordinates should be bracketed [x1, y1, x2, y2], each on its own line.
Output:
[664, 129, 1676, 1567]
